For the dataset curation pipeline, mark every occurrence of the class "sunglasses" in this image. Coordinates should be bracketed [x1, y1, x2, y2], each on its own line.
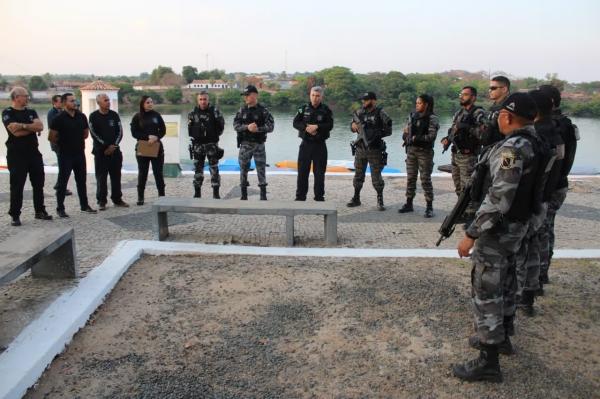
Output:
[489, 86, 505, 91]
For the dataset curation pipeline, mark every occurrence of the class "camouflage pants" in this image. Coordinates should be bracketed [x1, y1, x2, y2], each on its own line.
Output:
[451, 152, 477, 195]
[471, 220, 528, 344]
[353, 145, 384, 192]
[539, 187, 568, 280]
[239, 141, 267, 187]
[452, 152, 478, 217]
[405, 146, 434, 201]
[192, 144, 220, 188]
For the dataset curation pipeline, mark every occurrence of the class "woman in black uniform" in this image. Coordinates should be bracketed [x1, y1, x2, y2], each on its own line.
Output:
[131, 95, 166, 205]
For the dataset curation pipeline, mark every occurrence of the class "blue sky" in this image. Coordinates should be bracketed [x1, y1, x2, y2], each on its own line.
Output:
[1, 0, 599, 82]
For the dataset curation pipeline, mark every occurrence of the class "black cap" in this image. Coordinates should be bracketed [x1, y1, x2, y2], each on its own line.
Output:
[360, 91, 377, 100]
[501, 92, 537, 121]
[241, 85, 258, 96]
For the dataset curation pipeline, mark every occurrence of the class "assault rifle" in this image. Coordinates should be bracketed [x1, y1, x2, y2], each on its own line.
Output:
[351, 114, 369, 149]
[436, 155, 488, 246]
[402, 113, 414, 153]
[436, 180, 472, 246]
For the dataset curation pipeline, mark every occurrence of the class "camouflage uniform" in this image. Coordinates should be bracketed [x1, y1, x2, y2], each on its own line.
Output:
[403, 112, 439, 201]
[466, 125, 539, 344]
[233, 103, 274, 188]
[187, 105, 225, 191]
[351, 106, 392, 192]
[447, 106, 486, 195]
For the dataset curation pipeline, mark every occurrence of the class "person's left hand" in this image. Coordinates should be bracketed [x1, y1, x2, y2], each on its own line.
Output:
[458, 235, 475, 258]
[306, 124, 318, 135]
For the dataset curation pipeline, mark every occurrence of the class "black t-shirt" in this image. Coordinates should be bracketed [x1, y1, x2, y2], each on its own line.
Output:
[50, 110, 89, 155]
[89, 109, 122, 155]
[2, 107, 40, 151]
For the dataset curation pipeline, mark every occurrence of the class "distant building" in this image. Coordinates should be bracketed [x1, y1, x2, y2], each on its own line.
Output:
[80, 80, 120, 116]
[186, 80, 231, 90]
[52, 80, 88, 91]
[133, 84, 170, 91]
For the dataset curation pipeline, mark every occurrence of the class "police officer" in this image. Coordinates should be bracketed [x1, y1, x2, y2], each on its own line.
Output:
[347, 92, 392, 211]
[441, 86, 485, 222]
[293, 86, 333, 201]
[454, 93, 541, 382]
[49, 93, 97, 217]
[233, 85, 274, 200]
[537, 84, 578, 289]
[47, 94, 72, 195]
[399, 94, 439, 217]
[89, 93, 129, 210]
[2, 87, 52, 226]
[188, 91, 225, 199]
[480, 76, 511, 147]
[514, 89, 563, 316]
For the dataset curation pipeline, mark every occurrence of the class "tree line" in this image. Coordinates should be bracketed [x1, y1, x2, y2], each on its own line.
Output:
[3, 67, 600, 117]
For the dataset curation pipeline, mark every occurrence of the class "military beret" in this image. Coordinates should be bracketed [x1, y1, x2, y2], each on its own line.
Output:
[360, 91, 377, 100]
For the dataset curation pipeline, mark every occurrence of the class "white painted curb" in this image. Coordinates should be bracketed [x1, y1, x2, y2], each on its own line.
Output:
[0, 240, 598, 399]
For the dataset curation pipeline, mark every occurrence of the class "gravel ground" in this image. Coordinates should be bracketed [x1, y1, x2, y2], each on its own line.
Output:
[25, 254, 600, 399]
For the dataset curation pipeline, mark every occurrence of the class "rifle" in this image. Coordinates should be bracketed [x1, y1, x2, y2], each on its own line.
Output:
[436, 154, 488, 246]
[436, 180, 472, 246]
[442, 127, 454, 154]
[402, 113, 414, 153]
[352, 113, 369, 149]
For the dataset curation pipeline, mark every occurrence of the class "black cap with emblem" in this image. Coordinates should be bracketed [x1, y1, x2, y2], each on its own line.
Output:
[241, 85, 259, 96]
[360, 91, 377, 101]
[501, 92, 538, 121]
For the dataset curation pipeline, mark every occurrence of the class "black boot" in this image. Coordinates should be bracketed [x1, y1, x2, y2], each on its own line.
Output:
[376, 191, 385, 211]
[194, 186, 201, 198]
[398, 197, 413, 213]
[213, 186, 220, 199]
[260, 186, 267, 201]
[424, 200, 434, 218]
[346, 188, 361, 207]
[158, 187, 165, 197]
[240, 186, 248, 200]
[518, 290, 535, 317]
[137, 187, 144, 206]
[469, 335, 515, 356]
[453, 344, 503, 383]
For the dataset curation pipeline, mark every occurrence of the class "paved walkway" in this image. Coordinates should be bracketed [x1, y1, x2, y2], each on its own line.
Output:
[1, 172, 599, 348]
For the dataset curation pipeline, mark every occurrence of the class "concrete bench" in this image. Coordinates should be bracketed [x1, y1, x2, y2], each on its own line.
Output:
[0, 227, 78, 285]
[152, 197, 338, 246]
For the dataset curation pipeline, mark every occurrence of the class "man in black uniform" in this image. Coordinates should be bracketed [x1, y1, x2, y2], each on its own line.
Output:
[347, 92, 392, 211]
[293, 86, 334, 201]
[49, 93, 96, 217]
[2, 87, 52, 226]
[188, 91, 225, 199]
[47, 94, 72, 196]
[89, 93, 128, 210]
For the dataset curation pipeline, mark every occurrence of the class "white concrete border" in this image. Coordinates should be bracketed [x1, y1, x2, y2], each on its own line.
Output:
[1, 240, 599, 399]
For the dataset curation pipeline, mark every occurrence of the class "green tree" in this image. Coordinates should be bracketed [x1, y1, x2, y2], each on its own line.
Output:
[114, 83, 136, 103]
[316, 66, 361, 109]
[149, 66, 174, 84]
[271, 91, 291, 108]
[28, 75, 48, 90]
[182, 66, 198, 84]
[165, 87, 183, 104]
[218, 89, 243, 106]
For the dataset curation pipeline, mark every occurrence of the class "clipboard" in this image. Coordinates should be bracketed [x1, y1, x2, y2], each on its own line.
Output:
[136, 140, 160, 158]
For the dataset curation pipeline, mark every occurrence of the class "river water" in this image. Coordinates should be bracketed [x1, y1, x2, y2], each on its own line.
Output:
[2, 107, 599, 174]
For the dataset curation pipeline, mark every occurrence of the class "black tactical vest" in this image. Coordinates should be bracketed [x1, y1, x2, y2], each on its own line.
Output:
[189, 106, 219, 144]
[410, 113, 433, 149]
[452, 106, 483, 153]
[298, 103, 331, 141]
[239, 105, 267, 143]
[481, 103, 505, 147]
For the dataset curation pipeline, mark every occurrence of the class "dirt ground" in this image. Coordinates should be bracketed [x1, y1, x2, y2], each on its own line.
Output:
[26, 255, 600, 399]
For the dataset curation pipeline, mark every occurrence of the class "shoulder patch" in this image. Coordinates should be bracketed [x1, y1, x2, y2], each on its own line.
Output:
[500, 149, 517, 170]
